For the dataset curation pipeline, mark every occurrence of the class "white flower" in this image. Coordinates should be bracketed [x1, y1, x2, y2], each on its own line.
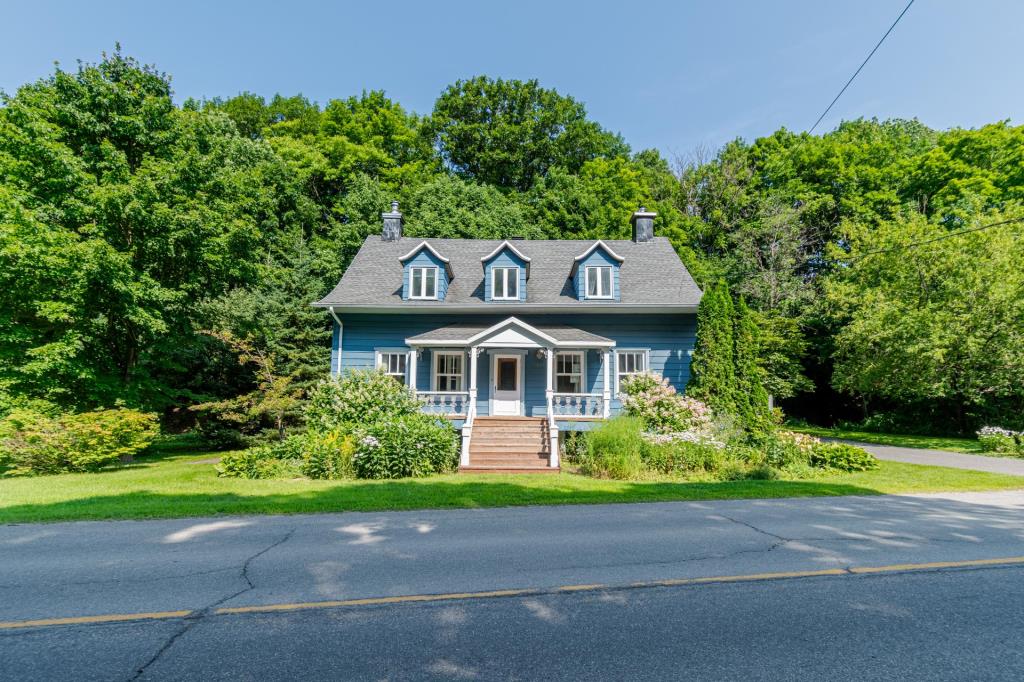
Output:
[361, 435, 380, 448]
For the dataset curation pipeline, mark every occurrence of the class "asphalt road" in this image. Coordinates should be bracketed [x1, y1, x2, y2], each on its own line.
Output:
[3, 490, 1024, 680]
[842, 440, 1024, 475]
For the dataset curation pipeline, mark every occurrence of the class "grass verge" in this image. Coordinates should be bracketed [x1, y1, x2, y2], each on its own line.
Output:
[2, 447, 1023, 524]
[786, 425, 985, 454]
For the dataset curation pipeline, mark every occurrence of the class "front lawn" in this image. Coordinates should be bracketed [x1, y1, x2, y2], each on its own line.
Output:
[2, 445, 1023, 524]
[787, 425, 984, 454]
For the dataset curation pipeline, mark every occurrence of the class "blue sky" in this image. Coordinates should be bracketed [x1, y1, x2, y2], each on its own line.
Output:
[4, 1, 1022, 158]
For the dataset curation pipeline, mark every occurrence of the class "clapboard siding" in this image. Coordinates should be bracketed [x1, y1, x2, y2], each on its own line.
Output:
[333, 313, 697, 426]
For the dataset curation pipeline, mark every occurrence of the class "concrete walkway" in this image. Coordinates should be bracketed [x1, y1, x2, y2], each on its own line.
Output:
[837, 440, 1024, 475]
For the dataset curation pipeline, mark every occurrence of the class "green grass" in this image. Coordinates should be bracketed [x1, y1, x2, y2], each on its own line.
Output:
[786, 425, 984, 454]
[2, 444, 1023, 524]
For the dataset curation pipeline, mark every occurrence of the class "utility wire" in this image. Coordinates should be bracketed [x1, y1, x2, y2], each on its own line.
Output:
[835, 216, 1024, 263]
[809, 0, 916, 133]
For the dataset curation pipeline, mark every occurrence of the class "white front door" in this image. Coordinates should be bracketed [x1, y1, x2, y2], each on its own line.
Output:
[492, 354, 522, 416]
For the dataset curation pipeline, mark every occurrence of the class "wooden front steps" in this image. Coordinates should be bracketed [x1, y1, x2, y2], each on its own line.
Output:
[461, 416, 558, 473]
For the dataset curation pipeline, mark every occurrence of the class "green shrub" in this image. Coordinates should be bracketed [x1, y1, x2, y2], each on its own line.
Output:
[353, 413, 458, 479]
[306, 370, 421, 434]
[218, 443, 302, 479]
[195, 414, 248, 450]
[0, 408, 159, 476]
[561, 429, 589, 465]
[810, 442, 878, 472]
[300, 431, 356, 480]
[642, 439, 724, 475]
[579, 417, 648, 480]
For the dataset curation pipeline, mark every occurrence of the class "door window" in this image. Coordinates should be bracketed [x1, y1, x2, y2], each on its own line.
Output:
[497, 357, 517, 391]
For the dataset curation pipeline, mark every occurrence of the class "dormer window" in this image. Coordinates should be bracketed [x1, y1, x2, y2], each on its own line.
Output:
[492, 267, 519, 300]
[585, 265, 613, 299]
[410, 266, 438, 299]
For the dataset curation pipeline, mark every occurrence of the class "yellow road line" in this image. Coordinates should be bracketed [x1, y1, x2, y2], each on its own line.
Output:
[0, 610, 192, 630]
[215, 588, 532, 615]
[3, 555, 1023, 631]
[849, 555, 1024, 574]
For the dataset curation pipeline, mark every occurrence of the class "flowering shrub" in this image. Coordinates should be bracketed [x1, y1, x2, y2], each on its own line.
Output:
[353, 413, 459, 479]
[620, 372, 712, 434]
[0, 408, 158, 476]
[976, 426, 1023, 454]
[305, 370, 420, 433]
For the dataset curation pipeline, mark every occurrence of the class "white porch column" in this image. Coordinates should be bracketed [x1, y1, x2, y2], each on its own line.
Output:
[407, 348, 418, 396]
[545, 347, 559, 468]
[461, 346, 479, 467]
[602, 349, 612, 418]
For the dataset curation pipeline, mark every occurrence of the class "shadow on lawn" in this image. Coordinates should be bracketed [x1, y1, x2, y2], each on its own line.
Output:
[0, 478, 886, 524]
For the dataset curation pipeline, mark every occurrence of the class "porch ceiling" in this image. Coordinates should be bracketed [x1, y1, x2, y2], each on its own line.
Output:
[405, 317, 614, 349]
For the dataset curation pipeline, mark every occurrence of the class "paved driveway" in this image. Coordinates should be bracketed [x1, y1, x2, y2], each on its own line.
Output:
[836, 440, 1024, 475]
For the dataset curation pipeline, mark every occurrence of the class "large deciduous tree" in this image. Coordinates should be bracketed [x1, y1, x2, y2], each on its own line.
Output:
[825, 213, 1024, 430]
[429, 76, 628, 191]
[0, 50, 314, 412]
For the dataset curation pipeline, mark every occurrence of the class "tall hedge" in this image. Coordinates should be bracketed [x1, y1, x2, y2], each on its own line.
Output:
[733, 297, 772, 433]
[687, 281, 736, 415]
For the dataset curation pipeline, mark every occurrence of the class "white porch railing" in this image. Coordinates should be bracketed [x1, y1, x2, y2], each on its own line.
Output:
[551, 393, 605, 418]
[419, 391, 471, 417]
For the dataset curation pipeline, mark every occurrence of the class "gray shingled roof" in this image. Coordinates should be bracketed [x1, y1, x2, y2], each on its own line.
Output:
[406, 321, 613, 345]
[315, 236, 702, 309]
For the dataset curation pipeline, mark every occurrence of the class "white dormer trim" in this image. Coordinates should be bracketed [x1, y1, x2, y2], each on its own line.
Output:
[480, 240, 532, 264]
[399, 241, 450, 264]
[398, 241, 453, 279]
[573, 240, 625, 263]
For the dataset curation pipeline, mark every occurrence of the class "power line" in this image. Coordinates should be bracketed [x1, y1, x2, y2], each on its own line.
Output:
[836, 216, 1024, 263]
[809, 0, 916, 134]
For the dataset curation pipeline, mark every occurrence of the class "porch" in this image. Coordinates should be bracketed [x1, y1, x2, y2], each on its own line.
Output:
[404, 317, 616, 469]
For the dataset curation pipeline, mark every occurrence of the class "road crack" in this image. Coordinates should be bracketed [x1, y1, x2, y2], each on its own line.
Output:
[128, 527, 295, 681]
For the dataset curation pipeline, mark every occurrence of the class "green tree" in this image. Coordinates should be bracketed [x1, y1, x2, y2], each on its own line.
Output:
[687, 281, 736, 415]
[732, 297, 772, 432]
[429, 76, 628, 191]
[0, 50, 313, 411]
[825, 212, 1024, 430]
[405, 175, 541, 239]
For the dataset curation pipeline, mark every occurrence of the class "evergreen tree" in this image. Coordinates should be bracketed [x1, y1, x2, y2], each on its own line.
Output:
[733, 297, 773, 433]
[687, 281, 736, 414]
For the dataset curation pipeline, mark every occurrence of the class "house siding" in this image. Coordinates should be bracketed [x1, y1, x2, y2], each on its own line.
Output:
[482, 249, 528, 302]
[332, 312, 696, 430]
[401, 250, 450, 301]
[573, 248, 621, 301]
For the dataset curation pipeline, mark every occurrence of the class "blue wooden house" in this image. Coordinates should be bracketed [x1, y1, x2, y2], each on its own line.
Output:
[314, 203, 703, 471]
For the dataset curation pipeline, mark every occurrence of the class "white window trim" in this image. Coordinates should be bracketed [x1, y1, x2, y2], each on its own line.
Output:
[553, 350, 587, 394]
[615, 348, 649, 394]
[375, 348, 409, 384]
[491, 266, 520, 301]
[584, 265, 614, 299]
[431, 350, 466, 392]
[409, 266, 439, 300]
